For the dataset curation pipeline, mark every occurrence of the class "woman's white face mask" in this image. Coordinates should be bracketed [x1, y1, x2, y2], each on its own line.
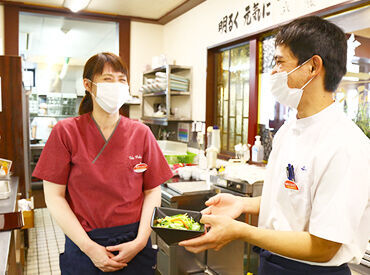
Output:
[269, 58, 315, 109]
[89, 81, 131, 114]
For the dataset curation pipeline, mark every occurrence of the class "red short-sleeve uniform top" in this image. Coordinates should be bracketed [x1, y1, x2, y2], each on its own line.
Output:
[33, 113, 173, 231]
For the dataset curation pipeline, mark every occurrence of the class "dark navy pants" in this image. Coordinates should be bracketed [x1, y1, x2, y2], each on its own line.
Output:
[59, 222, 157, 275]
[255, 247, 351, 275]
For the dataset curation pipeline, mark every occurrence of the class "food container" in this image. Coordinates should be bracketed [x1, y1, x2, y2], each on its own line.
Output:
[0, 180, 11, 199]
[164, 152, 197, 164]
[151, 207, 205, 244]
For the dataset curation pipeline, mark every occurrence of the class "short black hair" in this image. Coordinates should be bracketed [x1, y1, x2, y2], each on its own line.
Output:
[275, 16, 347, 92]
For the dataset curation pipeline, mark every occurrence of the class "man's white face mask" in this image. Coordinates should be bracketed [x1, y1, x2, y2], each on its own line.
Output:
[89, 81, 131, 114]
[269, 58, 315, 109]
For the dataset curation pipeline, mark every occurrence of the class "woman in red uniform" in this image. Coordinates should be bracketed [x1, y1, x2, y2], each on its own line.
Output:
[33, 52, 173, 274]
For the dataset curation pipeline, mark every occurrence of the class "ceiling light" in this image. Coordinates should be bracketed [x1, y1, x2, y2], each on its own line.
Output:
[63, 0, 92, 13]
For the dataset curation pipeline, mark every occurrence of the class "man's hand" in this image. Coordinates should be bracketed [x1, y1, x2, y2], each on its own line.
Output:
[84, 241, 127, 272]
[201, 193, 246, 219]
[178, 214, 244, 253]
[106, 239, 145, 264]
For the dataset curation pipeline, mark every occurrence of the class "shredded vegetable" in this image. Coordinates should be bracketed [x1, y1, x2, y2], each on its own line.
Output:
[154, 213, 201, 231]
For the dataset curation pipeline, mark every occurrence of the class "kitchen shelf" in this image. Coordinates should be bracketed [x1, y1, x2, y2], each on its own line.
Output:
[143, 91, 191, 97]
[30, 113, 75, 118]
[143, 65, 192, 75]
[30, 144, 45, 150]
[141, 65, 192, 126]
[141, 116, 192, 126]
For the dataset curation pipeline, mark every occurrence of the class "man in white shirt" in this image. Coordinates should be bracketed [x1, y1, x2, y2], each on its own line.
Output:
[179, 16, 370, 274]
[31, 103, 57, 142]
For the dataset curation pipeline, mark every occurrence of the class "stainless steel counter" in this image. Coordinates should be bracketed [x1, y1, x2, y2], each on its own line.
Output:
[0, 177, 19, 275]
[161, 180, 216, 211]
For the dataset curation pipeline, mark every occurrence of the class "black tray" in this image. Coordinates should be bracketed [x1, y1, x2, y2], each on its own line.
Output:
[150, 207, 205, 245]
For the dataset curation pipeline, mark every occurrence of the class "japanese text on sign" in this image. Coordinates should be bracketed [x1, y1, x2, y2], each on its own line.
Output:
[218, 1, 271, 34]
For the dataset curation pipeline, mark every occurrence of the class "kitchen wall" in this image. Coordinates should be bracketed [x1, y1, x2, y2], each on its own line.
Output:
[130, 22, 164, 94]
[130, 21, 164, 119]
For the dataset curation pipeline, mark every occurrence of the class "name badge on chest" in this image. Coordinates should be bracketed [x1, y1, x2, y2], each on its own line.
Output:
[134, 163, 148, 173]
[284, 163, 299, 190]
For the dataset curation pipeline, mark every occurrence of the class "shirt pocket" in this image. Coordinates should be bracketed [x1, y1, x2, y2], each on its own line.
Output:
[284, 167, 312, 223]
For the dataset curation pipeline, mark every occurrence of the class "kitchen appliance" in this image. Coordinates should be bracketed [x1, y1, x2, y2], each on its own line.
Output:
[213, 175, 263, 197]
[160, 181, 215, 210]
[211, 175, 262, 274]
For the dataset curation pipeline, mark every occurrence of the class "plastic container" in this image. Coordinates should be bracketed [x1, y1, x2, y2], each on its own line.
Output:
[206, 126, 213, 149]
[211, 126, 221, 152]
[251, 135, 264, 163]
[206, 147, 218, 169]
[164, 152, 197, 164]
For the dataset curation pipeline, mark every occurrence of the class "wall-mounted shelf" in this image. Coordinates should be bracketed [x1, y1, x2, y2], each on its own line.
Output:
[143, 91, 191, 97]
[141, 116, 192, 126]
[140, 65, 192, 125]
[30, 113, 74, 118]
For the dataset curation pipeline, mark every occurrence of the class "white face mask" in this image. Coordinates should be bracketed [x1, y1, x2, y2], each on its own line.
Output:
[89, 81, 131, 114]
[269, 58, 315, 109]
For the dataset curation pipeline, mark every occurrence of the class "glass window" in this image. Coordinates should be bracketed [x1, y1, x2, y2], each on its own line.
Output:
[216, 43, 250, 153]
[327, 6, 370, 138]
[259, 34, 289, 134]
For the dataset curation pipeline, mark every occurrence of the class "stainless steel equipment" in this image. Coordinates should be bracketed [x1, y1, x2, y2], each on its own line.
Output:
[160, 181, 215, 210]
[156, 180, 245, 275]
[157, 181, 213, 275]
[212, 175, 263, 197]
[211, 175, 262, 274]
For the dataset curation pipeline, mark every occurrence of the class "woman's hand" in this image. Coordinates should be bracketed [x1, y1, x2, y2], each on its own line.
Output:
[106, 239, 145, 264]
[83, 241, 127, 272]
[201, 193, 246, 219]
[179, 214, 245, 253]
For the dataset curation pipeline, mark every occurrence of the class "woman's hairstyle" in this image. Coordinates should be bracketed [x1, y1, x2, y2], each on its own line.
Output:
[78, 52, 128, 115]
[275, 16, 347, 92]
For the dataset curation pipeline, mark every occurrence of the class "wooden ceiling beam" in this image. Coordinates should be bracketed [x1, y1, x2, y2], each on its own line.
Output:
[0, 0, 205, 25]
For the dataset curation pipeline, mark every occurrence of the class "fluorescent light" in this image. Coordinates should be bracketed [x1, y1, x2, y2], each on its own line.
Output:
[63, 0, 92, 13]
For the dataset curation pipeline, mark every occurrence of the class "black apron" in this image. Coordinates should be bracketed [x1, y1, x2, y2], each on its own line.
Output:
[255, 247, 351, 275]
[59, 222, 157, 275]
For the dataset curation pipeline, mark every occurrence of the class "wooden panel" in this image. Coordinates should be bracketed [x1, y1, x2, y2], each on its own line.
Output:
[118, 18, 130, 118]
[0, 56, 26, 196]
[119, 19, 131, 82]
[4, 5, 19, 55]
[2, 0, 158, 24]
[248, 39, 258, 147]
[205, 49, 216, 148]
[1, 0, 207, 25]
[158, 0, 206, 25]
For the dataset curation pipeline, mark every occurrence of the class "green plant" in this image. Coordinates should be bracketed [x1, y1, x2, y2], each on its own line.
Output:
[354, 103, 370, 138]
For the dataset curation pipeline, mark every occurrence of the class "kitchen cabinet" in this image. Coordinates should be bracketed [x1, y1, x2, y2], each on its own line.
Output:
[140, 65, 192, 126]
[0, 56, 29, 197]
[0, 177, 19, 275]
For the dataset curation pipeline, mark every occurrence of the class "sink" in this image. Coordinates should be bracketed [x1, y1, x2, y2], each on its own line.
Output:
[156, 140, 187, 155]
